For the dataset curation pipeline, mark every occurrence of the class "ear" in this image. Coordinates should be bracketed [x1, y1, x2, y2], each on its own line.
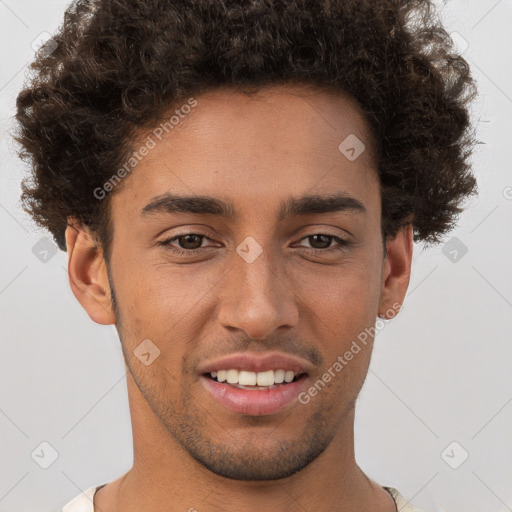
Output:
[378, 224, 413, 319]
[64, 218, 115, 325]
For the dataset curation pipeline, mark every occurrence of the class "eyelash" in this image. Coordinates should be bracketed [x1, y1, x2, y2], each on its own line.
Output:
[157, 232, 350, 257]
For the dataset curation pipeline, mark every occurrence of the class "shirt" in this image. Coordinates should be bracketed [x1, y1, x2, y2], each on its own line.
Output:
[61, 483, 423, 511]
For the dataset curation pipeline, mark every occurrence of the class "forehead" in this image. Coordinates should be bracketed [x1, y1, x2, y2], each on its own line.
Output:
[111, 84, 380, 222]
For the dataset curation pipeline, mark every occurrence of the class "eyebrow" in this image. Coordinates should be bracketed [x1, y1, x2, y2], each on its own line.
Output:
[140, 192, 366, 221]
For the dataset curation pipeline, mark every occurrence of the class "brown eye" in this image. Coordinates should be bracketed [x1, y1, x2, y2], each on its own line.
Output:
[174, 234, 204, 250]
[297, 233, 349, 250]
[306, 234, 335, 249]
[158, 232, 216, 256]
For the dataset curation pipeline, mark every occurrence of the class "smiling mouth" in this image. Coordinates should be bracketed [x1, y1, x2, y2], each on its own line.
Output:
[204, 369, 306, 390]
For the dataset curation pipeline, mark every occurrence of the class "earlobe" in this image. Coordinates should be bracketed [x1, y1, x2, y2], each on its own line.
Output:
[65, 218, 115, 325]
[378, 224, 413, 319]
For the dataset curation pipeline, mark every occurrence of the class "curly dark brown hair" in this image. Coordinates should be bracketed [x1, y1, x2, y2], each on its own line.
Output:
[13, 0, 479, 263]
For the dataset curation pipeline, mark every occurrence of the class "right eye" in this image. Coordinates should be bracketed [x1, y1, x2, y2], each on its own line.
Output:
[158, 233, 218, 256]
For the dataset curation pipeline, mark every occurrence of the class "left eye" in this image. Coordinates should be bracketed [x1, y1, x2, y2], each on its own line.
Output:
[296, 234, 348, 251]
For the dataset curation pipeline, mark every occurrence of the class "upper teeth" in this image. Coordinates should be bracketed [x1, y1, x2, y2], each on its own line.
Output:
[211, 369, 297, 386]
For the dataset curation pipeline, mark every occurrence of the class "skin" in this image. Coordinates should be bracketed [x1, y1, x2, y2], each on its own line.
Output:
[65, 83, 412, 512]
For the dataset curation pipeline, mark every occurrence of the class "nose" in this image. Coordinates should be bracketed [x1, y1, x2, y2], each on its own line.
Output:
[217, 242, 299, 340]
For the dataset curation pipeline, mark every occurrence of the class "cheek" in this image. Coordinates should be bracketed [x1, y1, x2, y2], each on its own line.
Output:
[114, 267, 216, 369]
[120, 261, 217, 320]
[303, 274, 378, 402]
[293, 260, 382, 377]
[297, 260, 381, 327]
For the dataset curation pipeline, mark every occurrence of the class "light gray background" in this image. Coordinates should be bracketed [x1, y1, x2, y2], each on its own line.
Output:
[1, 1, 511, 511]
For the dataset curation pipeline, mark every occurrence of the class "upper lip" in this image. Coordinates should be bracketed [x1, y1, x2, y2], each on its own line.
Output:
[198, 351, 312, 375]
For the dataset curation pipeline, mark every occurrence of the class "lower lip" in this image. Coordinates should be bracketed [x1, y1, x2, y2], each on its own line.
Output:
[200, 374, 308, 416]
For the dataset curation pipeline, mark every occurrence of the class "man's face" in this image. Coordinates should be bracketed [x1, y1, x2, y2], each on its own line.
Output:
[100, 85, 393, 480]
